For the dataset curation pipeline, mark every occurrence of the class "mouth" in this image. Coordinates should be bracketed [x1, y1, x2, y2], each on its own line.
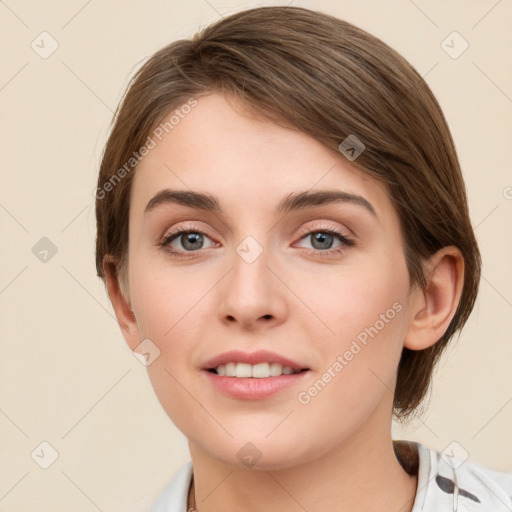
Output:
[202, 364, 311, 400]
[200, 349, 311, 399]
[201, 349, 310, 376]
[206, 362, 310, 378]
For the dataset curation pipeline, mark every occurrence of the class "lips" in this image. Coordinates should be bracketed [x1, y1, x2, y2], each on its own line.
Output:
[203, 369, 310, 399]
[200, 349, 309, 372]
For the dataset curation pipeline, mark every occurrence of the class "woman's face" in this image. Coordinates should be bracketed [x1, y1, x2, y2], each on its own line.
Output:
[124, 92, 415, 469]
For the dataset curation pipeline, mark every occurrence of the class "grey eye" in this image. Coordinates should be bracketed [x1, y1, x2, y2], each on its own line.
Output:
[180, 232, 204, 251]
[309, 232, 335, 250]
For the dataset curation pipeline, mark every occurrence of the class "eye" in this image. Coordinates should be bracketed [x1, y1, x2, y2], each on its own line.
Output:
[295, 226, 355, 256]
[160, 225, 216, 256]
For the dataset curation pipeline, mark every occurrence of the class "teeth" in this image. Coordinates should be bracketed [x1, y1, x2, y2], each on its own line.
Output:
[213, 362, 301, 378]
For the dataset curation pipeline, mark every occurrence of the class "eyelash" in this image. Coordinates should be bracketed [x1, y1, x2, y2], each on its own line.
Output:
[159, 223, 355, 259]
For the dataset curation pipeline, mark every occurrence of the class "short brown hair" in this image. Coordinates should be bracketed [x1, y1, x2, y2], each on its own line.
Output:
[95, 6, 481, 421]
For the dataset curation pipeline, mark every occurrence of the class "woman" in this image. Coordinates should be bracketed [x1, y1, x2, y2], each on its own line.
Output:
[95, 6, 511, 511]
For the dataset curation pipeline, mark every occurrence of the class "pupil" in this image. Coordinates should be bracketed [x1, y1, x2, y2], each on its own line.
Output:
[312, 232, 333, 250]
[183, 233, 203, 250]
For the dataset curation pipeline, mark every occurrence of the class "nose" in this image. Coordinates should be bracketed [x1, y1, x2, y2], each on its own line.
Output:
[217, 241, 288, 330]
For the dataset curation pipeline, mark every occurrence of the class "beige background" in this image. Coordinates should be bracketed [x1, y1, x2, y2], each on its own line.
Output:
[1, 0, 511, 510]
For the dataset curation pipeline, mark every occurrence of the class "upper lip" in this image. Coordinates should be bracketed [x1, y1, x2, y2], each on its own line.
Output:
[201, 349, 309, 371]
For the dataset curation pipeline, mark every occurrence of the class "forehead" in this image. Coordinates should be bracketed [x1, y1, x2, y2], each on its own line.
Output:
[131, 93, 393, 224]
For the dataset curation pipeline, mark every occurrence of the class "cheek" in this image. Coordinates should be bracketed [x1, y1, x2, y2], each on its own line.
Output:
[136, 276, 208, 435]
[291, 252, 409, 346]
[129, 262, 211, 406]
[292, 304, 407, 448]
[129, 255, 209, 340]
[292, 256, 409, 409]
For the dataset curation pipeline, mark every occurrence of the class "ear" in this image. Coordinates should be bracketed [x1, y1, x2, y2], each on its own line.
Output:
[404, 246, 465, 350]
[103, 255, 140, 351]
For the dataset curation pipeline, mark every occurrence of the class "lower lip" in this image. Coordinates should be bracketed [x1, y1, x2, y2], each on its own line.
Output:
[202, 370, 311, 400]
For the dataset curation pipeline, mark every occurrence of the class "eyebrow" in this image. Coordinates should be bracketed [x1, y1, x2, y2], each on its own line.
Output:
[144, 188, 378, 220]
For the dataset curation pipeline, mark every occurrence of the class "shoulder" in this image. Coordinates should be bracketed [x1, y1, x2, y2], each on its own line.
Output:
[402, 440, 512, 511]
[457, 458, 512, 508]
[149, 460, 193, 512]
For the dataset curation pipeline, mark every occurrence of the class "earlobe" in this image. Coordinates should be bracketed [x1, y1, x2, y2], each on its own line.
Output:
[103, 255, 140, 351]
[404, 246, 465, 351]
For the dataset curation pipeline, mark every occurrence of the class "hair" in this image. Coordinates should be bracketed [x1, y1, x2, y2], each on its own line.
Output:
[95, 6, 481, 422]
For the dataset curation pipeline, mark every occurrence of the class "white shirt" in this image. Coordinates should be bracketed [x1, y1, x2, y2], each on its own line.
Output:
[149, 440, 512, 511]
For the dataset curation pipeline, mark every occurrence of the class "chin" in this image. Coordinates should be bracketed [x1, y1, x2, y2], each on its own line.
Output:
[205, 438, 312, 472]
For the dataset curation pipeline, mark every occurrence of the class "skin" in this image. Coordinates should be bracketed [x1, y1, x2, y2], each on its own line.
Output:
[104, 92, 465, 512]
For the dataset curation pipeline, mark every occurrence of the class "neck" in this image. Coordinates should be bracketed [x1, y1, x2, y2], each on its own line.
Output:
[187, 422, 418, 512]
